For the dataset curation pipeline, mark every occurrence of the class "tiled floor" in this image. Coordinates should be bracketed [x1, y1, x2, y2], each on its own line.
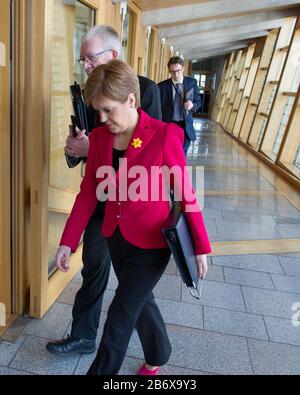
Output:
[1, 119, 300, 375]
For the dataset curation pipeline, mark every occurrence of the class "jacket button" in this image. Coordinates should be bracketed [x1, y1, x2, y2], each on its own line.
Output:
[117, 215, 120, 219]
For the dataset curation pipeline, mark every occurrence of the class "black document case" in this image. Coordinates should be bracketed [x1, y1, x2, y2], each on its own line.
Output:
[163, 202, 199, 290]
[70, 82, 90, 134]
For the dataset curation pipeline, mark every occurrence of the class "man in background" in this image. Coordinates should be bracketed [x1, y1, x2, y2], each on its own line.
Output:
[159, 56, 201, 155]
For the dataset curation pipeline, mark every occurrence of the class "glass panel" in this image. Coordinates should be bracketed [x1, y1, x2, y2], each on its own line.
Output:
[278, 93, 300, 178]
[239, 31, 279, 143]
[48, 0, 94, 277]
[233, 57, 259, 138]
[270, 95, 295, 160]
[121, 8, 133, 64]
[158, 41, 165, 82]
[143, 28, 151, 77]
[260, 27, 300, 161]
[249, 19, 296, 148]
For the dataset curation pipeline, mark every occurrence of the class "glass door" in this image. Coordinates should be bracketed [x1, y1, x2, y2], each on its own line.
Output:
[48, 0, 94, 277]
[28, 0, 96, 318]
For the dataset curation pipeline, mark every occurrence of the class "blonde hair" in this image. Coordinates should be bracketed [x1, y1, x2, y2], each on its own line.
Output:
[84, 59, 140, 108]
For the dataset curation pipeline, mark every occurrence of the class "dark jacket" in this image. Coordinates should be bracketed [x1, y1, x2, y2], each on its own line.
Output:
[158, 76, 201, 141]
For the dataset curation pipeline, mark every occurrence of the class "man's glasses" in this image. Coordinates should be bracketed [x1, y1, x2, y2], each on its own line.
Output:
[170, 69, 183, 74]
[78, 49, 113, 66]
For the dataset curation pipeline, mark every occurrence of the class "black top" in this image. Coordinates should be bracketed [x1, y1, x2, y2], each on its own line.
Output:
[112, 148, 126, 173]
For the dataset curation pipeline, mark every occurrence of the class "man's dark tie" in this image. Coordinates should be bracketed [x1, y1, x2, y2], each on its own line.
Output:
[173, 83, 183, 121]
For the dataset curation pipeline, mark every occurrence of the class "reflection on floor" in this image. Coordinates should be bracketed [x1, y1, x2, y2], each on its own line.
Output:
[1, 118, 300, 375]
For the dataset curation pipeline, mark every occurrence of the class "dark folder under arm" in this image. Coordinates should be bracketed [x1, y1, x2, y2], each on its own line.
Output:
[70, 82, 90, 134]
[163, 202, 201, 299]
[66, 82, 90, 168]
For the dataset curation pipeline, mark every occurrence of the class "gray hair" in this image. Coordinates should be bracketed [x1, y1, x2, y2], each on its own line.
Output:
[82, 25, 121, 55]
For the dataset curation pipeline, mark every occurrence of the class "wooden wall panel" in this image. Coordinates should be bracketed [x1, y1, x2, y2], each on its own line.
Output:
[27, 0, 52, 318]
[0, 0, 11, 319]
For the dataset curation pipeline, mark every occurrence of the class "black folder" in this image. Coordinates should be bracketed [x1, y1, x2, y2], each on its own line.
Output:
[65, 82, 90, 168]
[163, 202, 200, 298]
[70, 82, 90, 135]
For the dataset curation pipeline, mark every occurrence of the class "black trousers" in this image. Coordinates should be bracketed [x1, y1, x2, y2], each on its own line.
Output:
[71, 203, 111, 340]
[172, 120, 190, 156]
[87, 227, 172, 375]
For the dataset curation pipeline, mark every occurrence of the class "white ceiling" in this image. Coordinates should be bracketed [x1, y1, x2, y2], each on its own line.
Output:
[118, 0, 300, 61]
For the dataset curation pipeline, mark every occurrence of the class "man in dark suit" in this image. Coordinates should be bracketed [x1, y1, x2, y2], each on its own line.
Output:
[46, 25, 162, 357]
[159, 56, 201, 155]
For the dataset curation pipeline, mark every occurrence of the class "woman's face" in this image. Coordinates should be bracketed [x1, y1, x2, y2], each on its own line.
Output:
[92, 95, 136, 134]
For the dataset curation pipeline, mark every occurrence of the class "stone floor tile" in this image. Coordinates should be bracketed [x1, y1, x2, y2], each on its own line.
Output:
[153, 274, 182, 302]
[216, 221, 281, 241]
[202, 218, 218, 239]
[204, 306, 268, 340]
[242, 286, 300, 319]
[165, 258, 178, 275]
[223, 267, 274, 289]
[73, 351, 98, 375]
[276, 224, 300, 238]
[248, 338, 300, 375]
[10, 336, 80, 375]
[156, 298, 203, 329]
[274, 216, 300, 225]
[182, 280, 246, 312]
[258, 197, 300, 214]
[57, 282, 81, 305]
[264, 316, 300, 346]
[271, 274, 300, 294]
[24, 302, 72, 340]
[212, 255, 284, 275]
[0, 334, 27, 366]
[221, 210, 276, 227]
[278, 256, 300, 277]
[71, 268, 83, 284]
[0, 365, 33, 375]
[205, 264, 224, 283]
[166, 325, 253, 375]
[202, 208, 223, 221]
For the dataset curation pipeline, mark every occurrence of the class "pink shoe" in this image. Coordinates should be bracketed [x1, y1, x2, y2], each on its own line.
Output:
[137, 364, 159, 376]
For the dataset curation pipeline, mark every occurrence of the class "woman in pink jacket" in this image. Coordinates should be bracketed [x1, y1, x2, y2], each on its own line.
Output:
[56, 59, 211, 375]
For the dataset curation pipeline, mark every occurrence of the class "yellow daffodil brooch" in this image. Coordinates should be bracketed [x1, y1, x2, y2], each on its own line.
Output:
[132, 138, 143, 149]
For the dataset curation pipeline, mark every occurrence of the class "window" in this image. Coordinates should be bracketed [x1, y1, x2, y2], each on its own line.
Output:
[48, 0, 94, 276]
[143, 26, 152, 77]
[120, 6, 134, 65]
[260, 25, 300, 161]
[200, 74, 206, 87]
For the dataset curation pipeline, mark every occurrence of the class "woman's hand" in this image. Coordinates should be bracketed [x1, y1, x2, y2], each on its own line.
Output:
[196, 254, 208, 279]
[56, 245, 71, 272]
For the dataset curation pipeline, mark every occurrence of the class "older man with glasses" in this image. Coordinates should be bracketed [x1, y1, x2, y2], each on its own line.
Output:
[159, 56, 201, 156]
[46, 25, 162, 358]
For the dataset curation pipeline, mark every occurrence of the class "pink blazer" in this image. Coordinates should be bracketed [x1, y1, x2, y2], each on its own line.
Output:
[60, 110, 212, 255]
